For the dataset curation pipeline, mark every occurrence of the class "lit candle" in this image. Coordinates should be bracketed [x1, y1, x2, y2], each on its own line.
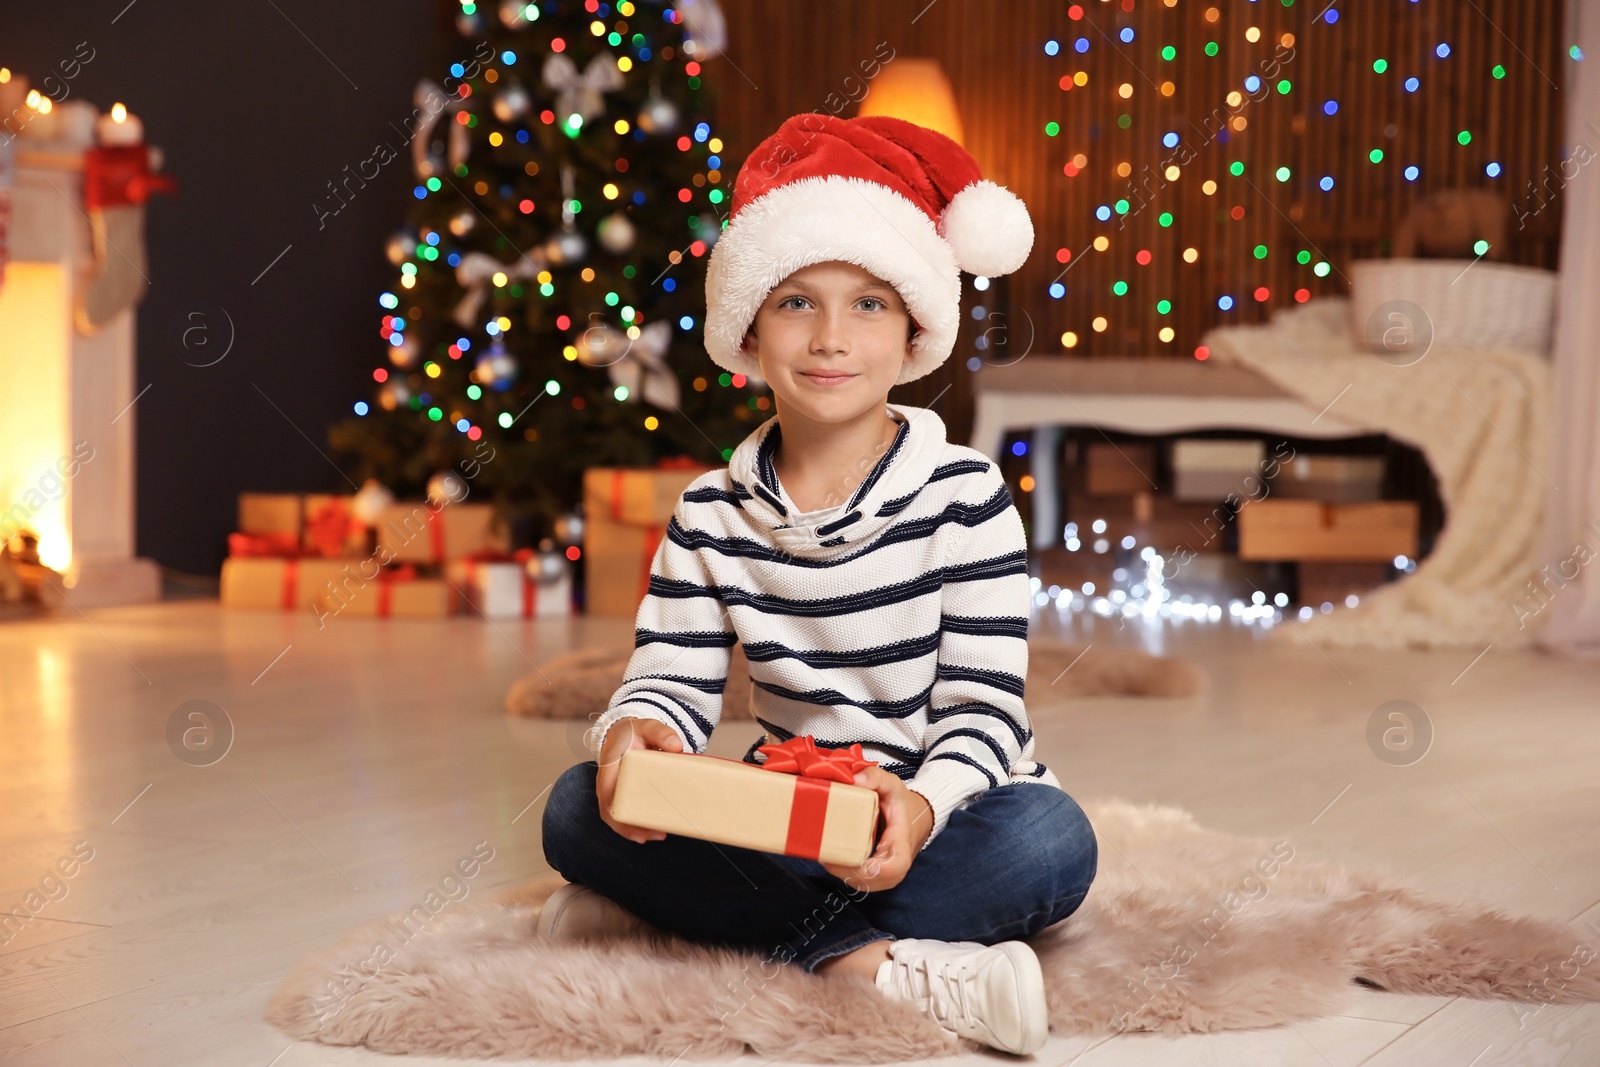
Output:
[95, 102, 144, 146]
[20, 88, 60, 141]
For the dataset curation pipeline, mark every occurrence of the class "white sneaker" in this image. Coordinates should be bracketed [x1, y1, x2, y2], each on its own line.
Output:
[537, 882, 654, 941]
[873, 938, 1049, 1055]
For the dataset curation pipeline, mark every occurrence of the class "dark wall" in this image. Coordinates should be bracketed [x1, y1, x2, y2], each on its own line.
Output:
[8, 0, 448, 574]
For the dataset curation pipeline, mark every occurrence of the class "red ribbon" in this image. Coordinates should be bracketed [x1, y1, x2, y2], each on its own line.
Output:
[305, 498, 355, 558]
[754, 736, 878, 861]
[653, 455, 708, 471]
[229, 531, 300, 558]
[281, 559, 299, 611]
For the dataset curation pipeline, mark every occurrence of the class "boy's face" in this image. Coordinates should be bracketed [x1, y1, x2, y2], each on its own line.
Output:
[740, 260, 914, 424]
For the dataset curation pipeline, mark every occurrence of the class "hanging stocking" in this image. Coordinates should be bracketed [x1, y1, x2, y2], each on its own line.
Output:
[77, 144, 176, 333]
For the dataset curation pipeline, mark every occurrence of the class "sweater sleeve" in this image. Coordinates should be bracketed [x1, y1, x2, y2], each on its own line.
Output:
[588, 490, 737, 759]
[906, 464, 1034, 851]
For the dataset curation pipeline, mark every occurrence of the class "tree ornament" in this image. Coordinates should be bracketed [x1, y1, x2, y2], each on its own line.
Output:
[386, 229, 419, 265]
[597, 210, 637, 254]
[350, 479, 395, 526]
[453, 250, 545, 328]
[677, 0, 728, 60]
[492, 82, 532, 123]
[541, 52, 625, 126]
[377, 380, 411, 411]
[637, 78, 680, 135]
[575, 319, 679, 409]
[408, 79, 453, 180]
[427, 469, 469, 506]
[448, 117, 472, 171]
[473, 337, 520, 390]
[499, 0, 534, 29]
[544, 164, 589, 265]
[535, 542, 570, 582]
[389, 335, 422, 368]
[552, 513, 584, 547]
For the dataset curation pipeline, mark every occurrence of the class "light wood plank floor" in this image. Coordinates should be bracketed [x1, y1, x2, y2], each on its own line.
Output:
[1, 600, 1596, 1066]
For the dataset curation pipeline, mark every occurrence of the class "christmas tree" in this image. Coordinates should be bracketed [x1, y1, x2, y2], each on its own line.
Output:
[330, 0, 758, 536]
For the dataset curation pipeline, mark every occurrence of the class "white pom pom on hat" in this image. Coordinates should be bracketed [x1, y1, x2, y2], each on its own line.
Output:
[703, 114, 1035, 386]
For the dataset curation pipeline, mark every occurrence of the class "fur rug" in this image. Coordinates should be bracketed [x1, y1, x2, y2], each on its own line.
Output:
[265, 798, 1599, 1061]
[506, 640, 1203, 721]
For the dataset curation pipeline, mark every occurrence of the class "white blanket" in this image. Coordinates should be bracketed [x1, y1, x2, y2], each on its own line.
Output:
[1202, 298, 1551, 650]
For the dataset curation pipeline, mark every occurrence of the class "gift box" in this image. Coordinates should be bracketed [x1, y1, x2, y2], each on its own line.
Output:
[582, 459, 715, 617]
[610, 736, 881, 867]
[446, 556, 573, 618]
[220, 557, 351, 611]
[1238, 500, 1419, 562]
[1067, 492, 1226, 554]
[1171, 439, 1266, 502]
[226, 531, 301, 558]
[321, 566, 458, 618]
[1296, 561, 1393, 607]
[302, 495, 369, 558]
[1081, 441, 1157, 496]
[375, 502, 508, 564]
[237, 493, 303, 538]
[1272, 455, 1386, 504]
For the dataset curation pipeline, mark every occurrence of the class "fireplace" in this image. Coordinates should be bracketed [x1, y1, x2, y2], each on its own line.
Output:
[0, 138, 161, 607]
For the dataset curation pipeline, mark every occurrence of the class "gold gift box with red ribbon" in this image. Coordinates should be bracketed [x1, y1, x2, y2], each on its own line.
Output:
[610, 736, 882, 867]
[374, 502, 508, 564]
[220, 557, 352, 612]
[582, 457, 714, 617]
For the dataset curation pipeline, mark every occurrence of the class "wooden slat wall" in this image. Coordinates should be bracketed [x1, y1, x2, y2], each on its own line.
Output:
[705, 0, 1567, 439]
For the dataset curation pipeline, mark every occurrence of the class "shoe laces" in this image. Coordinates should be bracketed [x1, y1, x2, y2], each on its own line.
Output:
[887, 947, 978, 1031]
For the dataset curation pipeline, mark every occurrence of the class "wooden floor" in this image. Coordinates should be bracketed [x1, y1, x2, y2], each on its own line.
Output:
[1, 598, 1596, 1066]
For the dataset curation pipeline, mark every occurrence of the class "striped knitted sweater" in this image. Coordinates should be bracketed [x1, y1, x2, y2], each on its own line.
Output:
[590, 401, 1063, 850]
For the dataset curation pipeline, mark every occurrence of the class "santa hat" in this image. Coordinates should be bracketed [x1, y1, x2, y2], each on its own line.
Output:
[704, 114, 1034, 386]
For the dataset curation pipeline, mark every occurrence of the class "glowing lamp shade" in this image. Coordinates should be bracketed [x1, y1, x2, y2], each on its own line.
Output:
[0, 264, 72, 570]
[854, 58, 965, 146]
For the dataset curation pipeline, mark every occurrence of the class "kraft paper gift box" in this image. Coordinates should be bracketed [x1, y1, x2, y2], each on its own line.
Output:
[321, 567, 458, 618]
[1082, 441, 1157, 496]
[582, 460, 715, 617]
[220, 558, 350, 612]
[1238, 500, 1419, 562]
[610, 736, 881, 867]
[446, 557, 573, 618]
[1272, 455, 1387, 504]
[375, 502, 508, 564]
[237, 493, 303, 538]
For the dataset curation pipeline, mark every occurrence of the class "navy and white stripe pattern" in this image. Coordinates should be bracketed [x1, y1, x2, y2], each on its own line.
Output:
[590, 403, 1062, 850]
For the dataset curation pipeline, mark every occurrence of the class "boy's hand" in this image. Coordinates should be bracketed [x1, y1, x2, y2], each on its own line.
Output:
[820, 766, 934, 892]
[595, 717, 683, 844]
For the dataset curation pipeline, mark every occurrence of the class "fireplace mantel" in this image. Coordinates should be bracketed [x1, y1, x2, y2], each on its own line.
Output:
[0, 144, 161, 607]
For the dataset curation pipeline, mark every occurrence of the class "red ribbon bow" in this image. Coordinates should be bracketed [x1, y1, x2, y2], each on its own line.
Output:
[753, 736, 878, 862]
[756, 735, 878, 783]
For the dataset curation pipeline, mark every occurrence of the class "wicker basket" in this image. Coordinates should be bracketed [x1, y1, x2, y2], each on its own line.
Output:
[1348, 258, 1557, 355]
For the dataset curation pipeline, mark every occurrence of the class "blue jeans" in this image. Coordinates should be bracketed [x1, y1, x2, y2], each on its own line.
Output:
[541, 761, 1099, 974]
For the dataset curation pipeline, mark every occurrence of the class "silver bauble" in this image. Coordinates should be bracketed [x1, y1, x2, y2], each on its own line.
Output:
[597, 211, 636, 255]
[492, 82, 531, 123]
[386, 230, 418, 265]
[637, 91, 679, 135]
[545, 229, 588, 266]
[377, 380, 411, 411]
[351, 479, 395, 526]
[553, 512, 584, 546]
[388, 335, 422, 368]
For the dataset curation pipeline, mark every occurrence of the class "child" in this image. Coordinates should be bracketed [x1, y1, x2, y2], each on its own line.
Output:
[541, 114, 1098, 1056]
